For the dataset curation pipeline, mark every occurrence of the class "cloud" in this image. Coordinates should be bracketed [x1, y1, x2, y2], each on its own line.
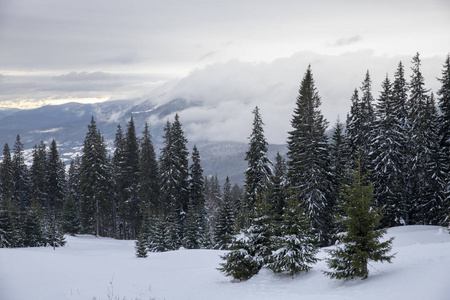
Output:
[199, 51, 219, 61]
[146, 50, 446, 144]
[329, 35, 363, 47]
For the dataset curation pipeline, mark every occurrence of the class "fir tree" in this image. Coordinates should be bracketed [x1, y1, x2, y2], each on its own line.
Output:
[219, 197, 273, 280]
[268, 152, 287, 224]
[46, 139, 66, 222]
[29, 142, 48, 210]
[214, 177, 235, 249]
[23, 200, 45, 247]
[79, 117, 112, 236]
[139, 122, 160, 215]
[119, 117, 141, 239]
[61, 193, 82, 235]
[242, 106, 272, 228]
[436, 55, 450, 226]
[12, 135, 29, 213]
[267, 196, 318, 276]
[371, 76, 406, 226]
[286, 65, 333, 246]
[135, 234, 148, 258]
[324, 160, 394, 280]
[1, 143, 14, 204]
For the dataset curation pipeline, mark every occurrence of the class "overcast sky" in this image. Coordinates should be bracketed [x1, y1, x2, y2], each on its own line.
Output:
[1, 0, 449, 143]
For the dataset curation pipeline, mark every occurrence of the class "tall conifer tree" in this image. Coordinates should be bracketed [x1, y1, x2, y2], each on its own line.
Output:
[287, 66, 333, 246]
[242, 106, 272, 228]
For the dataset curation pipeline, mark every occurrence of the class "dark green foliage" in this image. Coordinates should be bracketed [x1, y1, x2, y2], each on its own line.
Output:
[324, 162, 394, 280]
[139, 122, 160, 215]
[23, 200, 45, 247]
[79, 116, 112, 237]
[219, 200, 273, 280]
[242, 106, 272, 228]
[1, 143, 14, 204]
[268, 152, 287, 224]
[29, 142, 48, 209]
[46, 139, 66, 220]
[214, 177, 235, 249]
[12, 135, 29, 212]
[218, 236, 261, 281]
[371, 76, 407, 227]
[61, 194, 82, 235]
[135, 234, 148, 258]
[267, 196, 318, 276]
[286, 66, 333, 246]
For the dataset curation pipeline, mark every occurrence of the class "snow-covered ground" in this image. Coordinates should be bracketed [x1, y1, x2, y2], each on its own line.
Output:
[1, 225, 449, 300]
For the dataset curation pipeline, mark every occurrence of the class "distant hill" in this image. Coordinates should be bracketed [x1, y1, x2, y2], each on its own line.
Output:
[0, 99, 287, 185]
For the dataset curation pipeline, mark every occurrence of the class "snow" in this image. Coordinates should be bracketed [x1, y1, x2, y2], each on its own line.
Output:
[1, 226, 450, 300]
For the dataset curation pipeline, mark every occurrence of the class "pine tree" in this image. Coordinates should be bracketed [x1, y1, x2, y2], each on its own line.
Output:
[406, 53, 443, 224]
[268, 152, 287, 224]
[135, 234, 148, 258]
[436, 55, 450, 226]
[118, 117, 141, 239]
[46, 139, 66, 222]
[1, 143, 14, 205]
[242, 106, 272, 228]
[219, 197, 273, 280]
[29, 142, 48, 210]
[12, 135, 29, 213]
[324, 160, 394, 280]
[139, 122, 160, 215]
[214, 177, 235, 249]
[0, 200, 17, 248]
[61, 193, 82, 235]
[79, 117, 112, 236]
[23, 200, 46, 247]
[287, 65, 333, 246]
[159, 114, 190, 246]
[205, 175, 222, 233]
[267, 196, 318, 276]
[371, 76, 406, 226]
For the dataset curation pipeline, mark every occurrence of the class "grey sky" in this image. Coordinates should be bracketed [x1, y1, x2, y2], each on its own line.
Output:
[0, 0, 449, 143]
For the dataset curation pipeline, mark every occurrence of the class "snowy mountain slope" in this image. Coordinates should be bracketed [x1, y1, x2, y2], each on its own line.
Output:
[1, 226, 449, 300]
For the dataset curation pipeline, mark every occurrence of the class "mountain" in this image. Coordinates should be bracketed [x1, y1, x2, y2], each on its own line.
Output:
[0, 99, 287, 185]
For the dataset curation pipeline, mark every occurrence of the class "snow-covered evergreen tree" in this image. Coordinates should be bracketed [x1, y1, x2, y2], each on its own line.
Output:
[79, 117, 112, 236]
[12, 135, 29, 213]
[61, 193, 82, 235]
[139, 122, 160, 215]
[287, 66, 333, 246]
[23, 200, 46, 247]
[268, 152, 287, 225]
[267, 196, 318, 276]
[371, 76, 407, 227]
[214, 177, 235, 249]
[46, 139, 66, 222]
[242, 106, 272, 228]
[29, 142, 48, 211]
[436, 55, 450, 226]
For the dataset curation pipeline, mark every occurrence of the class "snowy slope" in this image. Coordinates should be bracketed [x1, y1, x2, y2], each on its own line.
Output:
[1, 226, 449, 300]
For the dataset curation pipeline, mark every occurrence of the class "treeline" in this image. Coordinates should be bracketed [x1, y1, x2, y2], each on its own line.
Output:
[1, 53, 449, 259]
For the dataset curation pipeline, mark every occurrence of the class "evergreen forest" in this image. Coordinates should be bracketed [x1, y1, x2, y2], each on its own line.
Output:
[1, 53, 449, 278]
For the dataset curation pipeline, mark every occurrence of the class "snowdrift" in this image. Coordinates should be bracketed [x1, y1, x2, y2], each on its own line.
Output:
[1, 225, 449, 300]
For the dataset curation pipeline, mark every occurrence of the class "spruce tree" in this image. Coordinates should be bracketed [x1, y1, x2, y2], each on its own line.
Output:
[242, 106, 272, 228]
[371, 76, 406, 226]
[29, 142, 48, 210]
[1, 143, 14, 205]
[119, 117, 141, 238]
[267, 196, 318, 276]
[79, 117, 112, 236]
[139, 122, 160, 215]
[12, 135, 29, 213]
[46, 139, 66, 222]
[437, 55, 450, 226]
[268, 152, 287, 224]
[286, 65, 333, 246]
[214, 177, 235, 249]
[61, 193, 82, 235]
[23, 200, 46, 247]
[324, 160, 394, 280]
